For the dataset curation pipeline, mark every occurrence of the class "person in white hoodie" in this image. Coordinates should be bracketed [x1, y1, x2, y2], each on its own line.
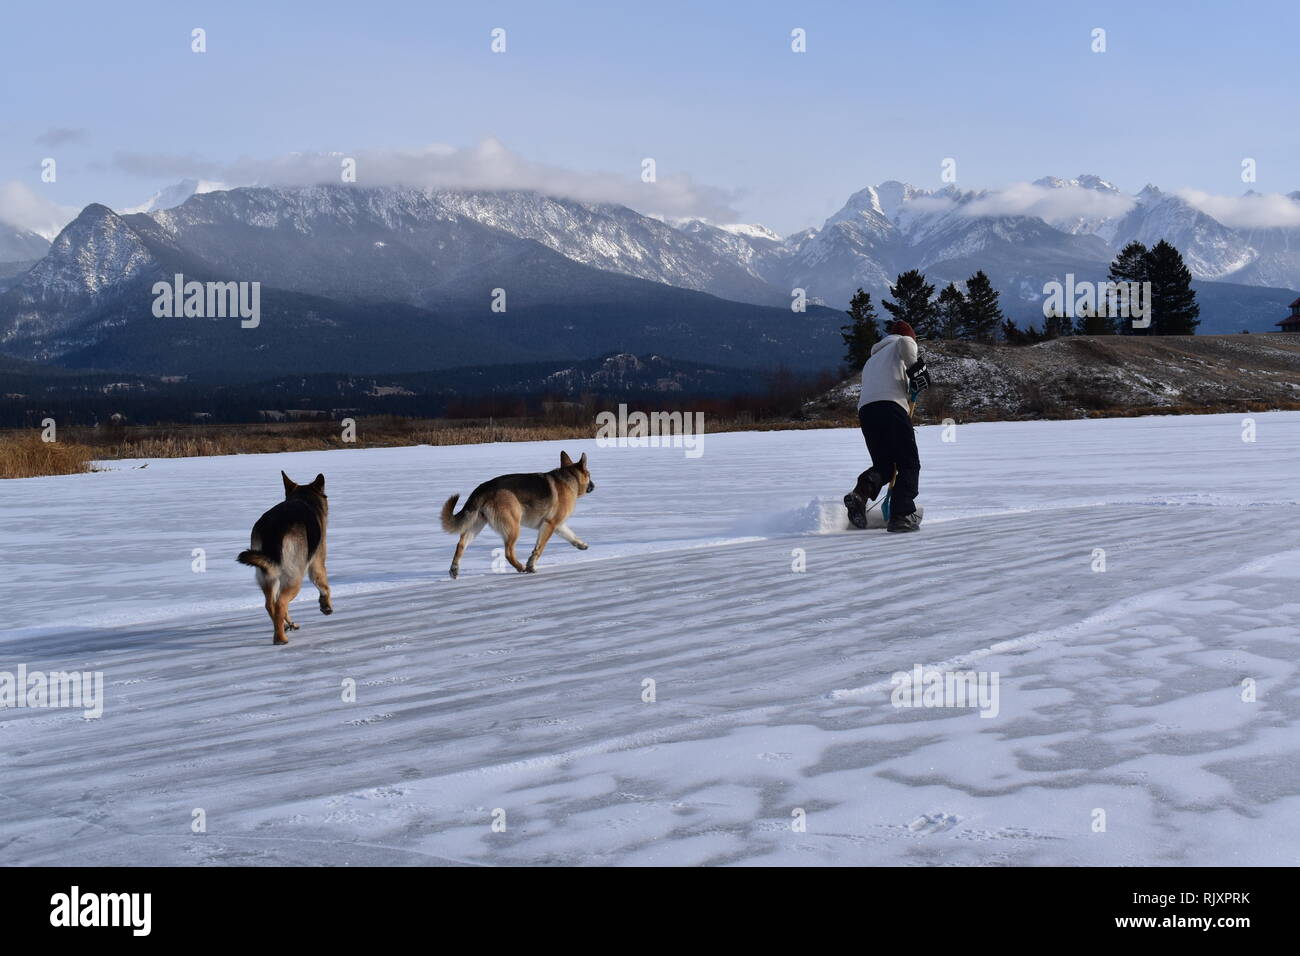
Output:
[843, 319, 931, 532]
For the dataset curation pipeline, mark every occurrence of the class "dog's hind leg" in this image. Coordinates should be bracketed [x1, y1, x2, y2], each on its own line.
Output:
[274, 581, 302, 645]
[274, 582, 301, 642]
[450, 528, 475, 579]
[272, 596, 290, 645]
[309, 552, 333, 614]
[260, 576, 283, 643]
[503, 525, 527, 573]
[488, 496, 527, 573]
[263, 593, 280, 641]
[525, 521, 558, 573]
[448, 515, 486, 579]
[554, 523, 588, 551]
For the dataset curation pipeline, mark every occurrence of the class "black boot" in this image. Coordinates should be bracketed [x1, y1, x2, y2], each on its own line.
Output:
[843, 492, 868, 529]
[842, 470, 883, 530]
[844, 470, 885, 529]
[887, 511, 922, 533]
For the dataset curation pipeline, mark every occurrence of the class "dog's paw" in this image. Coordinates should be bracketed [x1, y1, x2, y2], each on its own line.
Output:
[449, 566, 459, 579]
[523, 564, 537, 574]
[319, 604, 333, 616]
[573, 541, 589, 550]
[285, 620, 301, 631]
[273, 636, 289, 646]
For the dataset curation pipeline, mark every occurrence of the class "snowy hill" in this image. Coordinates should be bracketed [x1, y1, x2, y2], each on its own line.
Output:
[810, 333, 1300, 421]
[3, 414, 1298, 864]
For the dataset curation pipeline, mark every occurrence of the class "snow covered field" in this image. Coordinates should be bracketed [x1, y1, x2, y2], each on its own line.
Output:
[2, 412, 1298, 866]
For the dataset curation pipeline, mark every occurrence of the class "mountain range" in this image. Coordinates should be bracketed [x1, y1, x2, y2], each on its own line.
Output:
[0, 175, 1297, 387]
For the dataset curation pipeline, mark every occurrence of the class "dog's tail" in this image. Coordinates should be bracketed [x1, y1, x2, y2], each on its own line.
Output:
[236, 550, 276, 572]
[440, 494, 474, 534]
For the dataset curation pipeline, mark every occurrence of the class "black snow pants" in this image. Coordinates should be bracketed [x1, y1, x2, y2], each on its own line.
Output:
[857, 400, 920, 517]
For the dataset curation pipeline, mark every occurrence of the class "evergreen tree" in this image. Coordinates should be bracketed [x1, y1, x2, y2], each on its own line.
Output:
[1073, 302, 1120, 336]
[1043, 310, 1073, 339]
[1109, 241, 1149, 335]
[961, 270, 1004, 343]
[936, 283, 967, 339]
[882, 270, 939, 338]
[839, 288, 881, 368]
[1144, 239, 1200, 335]
[999, 318, 1050, 345]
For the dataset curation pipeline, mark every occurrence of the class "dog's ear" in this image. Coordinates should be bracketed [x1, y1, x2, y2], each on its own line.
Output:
[311, 473, 325, 493]
[578, 452, 587, 470]
[281, 470, 296, 496]
[560, 450, 574, 468]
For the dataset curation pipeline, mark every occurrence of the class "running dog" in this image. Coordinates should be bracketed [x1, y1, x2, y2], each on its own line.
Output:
[236, 471, 333, 645]
[440, 451, 594, 578]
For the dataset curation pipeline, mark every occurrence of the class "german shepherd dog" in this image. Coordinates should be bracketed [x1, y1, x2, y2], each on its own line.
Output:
[236, 471, 333, 644]
[441, 451, 594, 578]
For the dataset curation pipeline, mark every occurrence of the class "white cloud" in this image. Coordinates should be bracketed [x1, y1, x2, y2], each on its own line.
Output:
[1175, 189, 1300, 229]
[960, 182, 1135, 222]
[114, 138, 741, 222]
[0, 181, 79, 239]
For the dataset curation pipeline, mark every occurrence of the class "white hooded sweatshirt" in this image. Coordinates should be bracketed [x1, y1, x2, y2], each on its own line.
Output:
[857, 333, 919, 413]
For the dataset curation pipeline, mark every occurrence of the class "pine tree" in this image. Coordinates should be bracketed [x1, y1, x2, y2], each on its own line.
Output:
[936, 283, 966, 339]
[840, 288, 881, 368]
[882, 270, 938, 338]
[961, 270, 1004, 343]
[1073, 302, 1119, 335]
[999, 316, 1024, 345]
[1109, 241, 1149, 335]
[1144, 239, 1200, 335]
[1043, 310, 1073, 339]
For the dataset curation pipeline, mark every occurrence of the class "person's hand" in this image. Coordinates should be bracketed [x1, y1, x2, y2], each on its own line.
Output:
[906, 359, 931, 394]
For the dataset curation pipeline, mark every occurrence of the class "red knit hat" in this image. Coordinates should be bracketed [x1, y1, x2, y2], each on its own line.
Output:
[887, 320, 916, 340]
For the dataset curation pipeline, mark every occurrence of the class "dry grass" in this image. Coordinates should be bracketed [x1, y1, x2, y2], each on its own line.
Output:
[0, 413, 859, 476]
[6, 396, 1294, 478]
[81, 420, 601, 461]
[0, 432, 94, 479]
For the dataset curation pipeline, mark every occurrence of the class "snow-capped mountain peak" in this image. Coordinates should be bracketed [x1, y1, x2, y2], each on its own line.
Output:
[716, 222, 782, 241]
[1034, 174, 1120, 194]
[120, 179, 229, 215]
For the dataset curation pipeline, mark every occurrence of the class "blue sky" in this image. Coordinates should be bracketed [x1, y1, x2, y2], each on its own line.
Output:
[1, 0, 1296, 234]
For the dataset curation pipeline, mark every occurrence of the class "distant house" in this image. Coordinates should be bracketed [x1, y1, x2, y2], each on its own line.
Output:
[1278, 297, 1300, 332]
